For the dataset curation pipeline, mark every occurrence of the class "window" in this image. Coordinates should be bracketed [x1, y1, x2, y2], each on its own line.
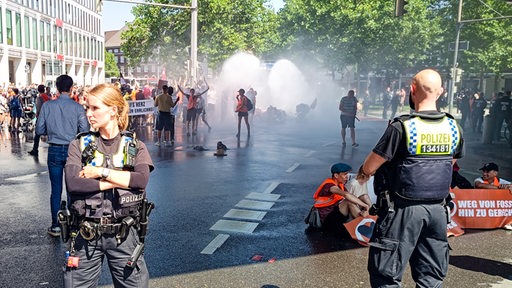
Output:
[15, 13, 22, 47]
[45, 22, 50, 52]
[6, 10, 12, 45]
[24, 16, 30, 48]
[120, 56, 125, 63]
[39, 21, 44, 51]
[58, 27, 63, 54]
[32, 18, 37, 49]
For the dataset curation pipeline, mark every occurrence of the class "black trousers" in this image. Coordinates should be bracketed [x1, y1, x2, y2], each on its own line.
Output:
[368, 202, 448, 288]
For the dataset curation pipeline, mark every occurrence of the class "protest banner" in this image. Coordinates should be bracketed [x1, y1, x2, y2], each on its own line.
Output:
[451, 189, 512, 229]
[128, 99, 154, 116]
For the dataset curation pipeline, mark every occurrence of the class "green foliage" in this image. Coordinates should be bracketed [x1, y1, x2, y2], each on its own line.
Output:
[118, 0, 512, 79]
[120, 0, 280, 75]
[104, 50, 120, 78]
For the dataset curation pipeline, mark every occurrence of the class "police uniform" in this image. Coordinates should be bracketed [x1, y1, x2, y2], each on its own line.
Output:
[63, 131, 154, 288]
[368, 111, 464, 287]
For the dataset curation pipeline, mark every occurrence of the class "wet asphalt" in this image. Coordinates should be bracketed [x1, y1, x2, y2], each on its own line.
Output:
[0, 105, 511, 288]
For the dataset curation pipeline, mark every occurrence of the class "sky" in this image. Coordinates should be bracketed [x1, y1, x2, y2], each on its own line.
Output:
[102, 0, 285, 32]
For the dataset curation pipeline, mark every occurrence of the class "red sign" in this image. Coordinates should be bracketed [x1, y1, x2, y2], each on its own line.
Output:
[55, 18, 63, 27]
[343, 215, 378, 246]
[56, 54, 64, 61]
[451, 189, 512, 229]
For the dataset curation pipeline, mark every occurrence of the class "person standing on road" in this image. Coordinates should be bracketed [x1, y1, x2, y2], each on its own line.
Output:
[339, 89, 359, 147]
[36, 74, 89, 237]
[491, 91, 511, 142]
[235, 88, 251, 138]
[382, 86, 392, 119]
[246, 87, 257, 124]
[28, 85, 51, 156]
[154, 85, 177, 146]
[471, 92, 486, 133]
[63, 83, 154, 287]
[8, 88, 23, 132]
[357, 69, 464, 287]
[179, 82, 209, 136]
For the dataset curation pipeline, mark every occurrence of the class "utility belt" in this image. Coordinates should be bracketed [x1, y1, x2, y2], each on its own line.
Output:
[371, 190, 451, 223]
[78, 216, 137, 242]
[59, 199, 155, 269]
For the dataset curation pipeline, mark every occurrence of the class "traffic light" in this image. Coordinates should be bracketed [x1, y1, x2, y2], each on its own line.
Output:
[395, 0, 408, 17]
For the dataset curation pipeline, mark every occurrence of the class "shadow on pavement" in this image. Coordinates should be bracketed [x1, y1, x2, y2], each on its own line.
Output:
[450, 255, 512, 278]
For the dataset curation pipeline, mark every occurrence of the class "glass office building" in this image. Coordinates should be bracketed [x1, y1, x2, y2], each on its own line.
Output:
[0, 0, 104, 88]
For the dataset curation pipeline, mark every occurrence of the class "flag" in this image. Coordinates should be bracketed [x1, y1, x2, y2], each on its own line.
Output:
[119, 72, 126, 85]
[343, 215, 378, 246]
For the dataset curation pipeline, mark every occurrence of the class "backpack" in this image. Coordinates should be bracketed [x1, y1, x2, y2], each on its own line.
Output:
[9, 96, 21, 111]
[245, 97, 254, 111]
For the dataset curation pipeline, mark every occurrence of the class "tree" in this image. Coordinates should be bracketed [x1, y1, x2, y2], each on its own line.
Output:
[277, 0, 445, 81]
[120, 0, 280, 77]
[104, 50, 120, 78]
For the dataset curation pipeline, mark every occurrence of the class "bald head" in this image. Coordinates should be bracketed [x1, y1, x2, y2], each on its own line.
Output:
[411, 69, 444, 111]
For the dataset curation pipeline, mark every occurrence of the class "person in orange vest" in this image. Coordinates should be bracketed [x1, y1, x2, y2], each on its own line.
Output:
[313, 163, 370, 231]
[474, 162, 512, 191]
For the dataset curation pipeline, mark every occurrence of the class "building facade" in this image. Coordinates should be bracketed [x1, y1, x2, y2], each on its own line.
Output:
[105, 25, 161, 85]
[0, 0, 104, 88]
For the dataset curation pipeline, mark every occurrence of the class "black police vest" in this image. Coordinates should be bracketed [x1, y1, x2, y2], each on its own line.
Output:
[394, 113, 460, 201]
[71, 131, 144, 219]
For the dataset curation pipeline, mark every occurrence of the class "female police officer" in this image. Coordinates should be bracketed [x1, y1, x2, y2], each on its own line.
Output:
[64, 83, 154, 287]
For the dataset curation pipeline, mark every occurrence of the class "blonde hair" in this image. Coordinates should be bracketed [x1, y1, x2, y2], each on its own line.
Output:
[86, 83, 129, 131]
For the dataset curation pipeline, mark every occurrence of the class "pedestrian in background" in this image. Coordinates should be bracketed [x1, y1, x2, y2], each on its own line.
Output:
[154, 85, 178, 146]
[36, 74, 89, 236]
[358, 69, 464, 287]
[64, 83, 154, 287]
[8, 88, 23, 132]
[28, 84, 51, 156]
[339, 89, 359, 147]
[382, 86, 392, 119]
[471, 92, 486, 133]
[235, 88, 251, 138]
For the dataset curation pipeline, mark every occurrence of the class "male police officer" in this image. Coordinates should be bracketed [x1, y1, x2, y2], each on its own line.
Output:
[357, 69, 464, 287]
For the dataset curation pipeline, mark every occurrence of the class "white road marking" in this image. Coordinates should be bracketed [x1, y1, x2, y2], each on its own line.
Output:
[223, 209, 267, 221]
[263, 181, 280, 194]
[305, 150, 315, 157]
[200, 234, 230, 255]
[210, 220, 258, 234]
[286, 163, 300, 173]
[235, 199, 275, 210]
[5, 171, 48, 181]
[245, 192, 280, 202]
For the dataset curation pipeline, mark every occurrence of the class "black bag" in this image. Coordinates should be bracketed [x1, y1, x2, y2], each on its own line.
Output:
[304, 206, 322, 228]
[245, 97, 254, 111]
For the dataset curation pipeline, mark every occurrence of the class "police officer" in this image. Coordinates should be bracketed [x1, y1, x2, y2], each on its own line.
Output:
[492, 91, 511, 142]
[357, 69, 464, 287]
[63, 83, 154, 287]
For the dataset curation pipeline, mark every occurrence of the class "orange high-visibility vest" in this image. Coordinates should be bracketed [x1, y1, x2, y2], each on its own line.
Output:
[483, 177, 500, 187]
[313, 178, 344, 208]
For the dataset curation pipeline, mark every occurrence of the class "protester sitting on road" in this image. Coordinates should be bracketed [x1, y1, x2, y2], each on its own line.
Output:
[312, 163, 369, 231]
[451, 162, 473, 189]
[474, 162, 512, 191]
[346, 173, 373, 220]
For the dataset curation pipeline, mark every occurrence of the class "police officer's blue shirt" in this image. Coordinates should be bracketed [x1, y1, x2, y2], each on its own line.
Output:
[35, 93, 89, 145]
